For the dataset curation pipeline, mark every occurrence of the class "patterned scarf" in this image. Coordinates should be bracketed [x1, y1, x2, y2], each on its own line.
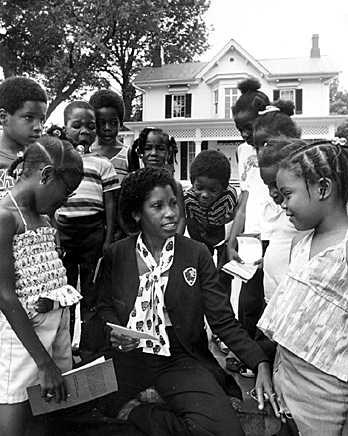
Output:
[127, 234, 175, 356]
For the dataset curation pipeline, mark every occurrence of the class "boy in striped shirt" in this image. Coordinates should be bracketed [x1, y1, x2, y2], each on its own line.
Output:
[184, 150, 237, 265]
[56, 101, 119, 319]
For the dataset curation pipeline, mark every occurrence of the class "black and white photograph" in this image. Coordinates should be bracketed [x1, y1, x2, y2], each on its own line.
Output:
[0, 1, 347, 435]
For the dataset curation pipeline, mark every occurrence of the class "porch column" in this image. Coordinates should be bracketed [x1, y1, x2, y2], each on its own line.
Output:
[328, 123, 336, 138]
[194, 140, 202, 156]
[120, 132, 135, 148]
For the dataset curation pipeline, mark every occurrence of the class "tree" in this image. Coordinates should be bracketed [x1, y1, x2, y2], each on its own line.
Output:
[0, 0, 111, 117]
[97, 0, 211, 120]
[330, 77, 348, 115]
[0, 0, 210, 120]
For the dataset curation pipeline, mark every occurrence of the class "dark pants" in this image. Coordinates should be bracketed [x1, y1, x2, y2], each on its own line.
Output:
[101, 328, 244, 436]
[58, 214, 105, 314]
[238, 240, 268, 339]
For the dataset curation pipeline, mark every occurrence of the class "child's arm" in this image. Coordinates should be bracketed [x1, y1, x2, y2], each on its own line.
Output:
[176, 182, 186, 235]
[226, 190, 249, 262]
[0, 211, 66, 402]
[103, 190, 115, 253]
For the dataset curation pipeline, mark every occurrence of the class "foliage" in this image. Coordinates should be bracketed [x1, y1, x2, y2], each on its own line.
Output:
[330, 77, 348, 115]
[0, 0, 210, 120]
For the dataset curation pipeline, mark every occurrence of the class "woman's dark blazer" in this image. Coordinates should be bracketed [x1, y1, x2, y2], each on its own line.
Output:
[96, 234, 268, 372]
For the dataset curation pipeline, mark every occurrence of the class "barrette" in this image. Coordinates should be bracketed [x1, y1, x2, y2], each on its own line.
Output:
[331, 137, 347, 147]
[258, 105, 280, 116]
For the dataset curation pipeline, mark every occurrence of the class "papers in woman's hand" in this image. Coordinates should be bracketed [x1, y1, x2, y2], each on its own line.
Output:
[222, 235, 262, 282]
[106, 322, 157, 341]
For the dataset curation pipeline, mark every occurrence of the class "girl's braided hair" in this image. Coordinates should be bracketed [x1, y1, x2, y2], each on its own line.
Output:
[129, 127, 178, 171]
[279, 139, 348, 203]
[253, 100, 301, 144]
[8, 135, 83, 183]
[232, 78, 270, 117]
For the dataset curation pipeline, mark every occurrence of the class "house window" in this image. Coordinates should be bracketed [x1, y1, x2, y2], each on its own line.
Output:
[214, 89, 219, 115]
[279, 89, 295, 103]
[173, 94, 186, 118]
[224, 88, 239, 118]
[273, 88, 303, 114]
[165, 94, 192, 119]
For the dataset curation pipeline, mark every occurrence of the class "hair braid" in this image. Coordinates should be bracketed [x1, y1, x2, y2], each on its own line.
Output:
[280, 140, 348, 202]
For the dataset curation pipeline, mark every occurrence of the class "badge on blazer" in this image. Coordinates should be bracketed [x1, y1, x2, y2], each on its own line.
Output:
[183, 267, 197, 286]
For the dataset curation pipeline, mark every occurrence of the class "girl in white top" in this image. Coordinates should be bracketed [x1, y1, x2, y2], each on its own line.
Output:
[0, 137, 83, 436]
[257, 139, 308, 302]
[258, 139, 348, 435]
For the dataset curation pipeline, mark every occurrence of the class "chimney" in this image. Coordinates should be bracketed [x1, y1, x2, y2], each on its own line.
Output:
[310, 34, 320, 58]
[152, 44, 164, 67]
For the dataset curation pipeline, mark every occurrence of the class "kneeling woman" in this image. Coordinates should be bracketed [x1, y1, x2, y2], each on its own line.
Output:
[96, 167, 275, 436]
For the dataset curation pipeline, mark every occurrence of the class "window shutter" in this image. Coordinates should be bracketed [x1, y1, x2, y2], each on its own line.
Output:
[295, 89, 303, 114]
[273, 90, 280, 101]
[180, 142, 188, 180]
[165, 95, 172, 119]
[185, 93, 192, 118]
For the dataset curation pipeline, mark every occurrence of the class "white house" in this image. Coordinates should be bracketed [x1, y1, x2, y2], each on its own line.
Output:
[123, 34, 345, 181]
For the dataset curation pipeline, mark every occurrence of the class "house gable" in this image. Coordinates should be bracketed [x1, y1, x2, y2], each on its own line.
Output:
[197, 39, 270, 83]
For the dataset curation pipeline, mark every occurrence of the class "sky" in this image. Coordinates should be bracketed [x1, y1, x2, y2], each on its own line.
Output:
[202, 0, 348, 89]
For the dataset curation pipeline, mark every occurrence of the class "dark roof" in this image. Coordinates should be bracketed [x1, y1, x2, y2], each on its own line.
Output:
[260, 56, 338, 76]
[134, 55, 338, 85]
[134, 62, 207, 83]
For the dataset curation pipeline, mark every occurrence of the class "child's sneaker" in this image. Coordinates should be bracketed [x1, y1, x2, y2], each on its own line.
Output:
[226, 357, 244, 373]
[117, 398, 142, 421]
[239, 368, 255, 378]
[212, 334, 229, 354]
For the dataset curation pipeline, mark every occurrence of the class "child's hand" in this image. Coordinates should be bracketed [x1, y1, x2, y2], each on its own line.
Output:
[227, 246, 244, 263]
[255, 362, 281, 419]
[57, 247, 65, 259]
[254, 257, 264, 269]
[35, 298, 54, 313]
[39, 360, 67, 403]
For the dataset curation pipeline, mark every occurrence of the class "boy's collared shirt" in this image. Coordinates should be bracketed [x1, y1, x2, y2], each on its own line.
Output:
[56, 154, 119, 218]
[184, 185, 237, 227]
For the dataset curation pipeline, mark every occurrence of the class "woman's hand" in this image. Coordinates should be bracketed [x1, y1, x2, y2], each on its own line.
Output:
[255, 361, 280, 418]
[38, 359, 67, 403]
[110, 330, 140, 352]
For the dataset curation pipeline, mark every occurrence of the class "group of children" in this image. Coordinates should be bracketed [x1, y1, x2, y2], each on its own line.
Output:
[0, 74, 347, 436]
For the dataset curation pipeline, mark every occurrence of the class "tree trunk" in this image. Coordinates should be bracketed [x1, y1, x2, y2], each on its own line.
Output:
[121, 81, 135, 122]
[0, 45, 15, 78]
[46, 94, 69, 120]
[46, 80, 81, 119]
